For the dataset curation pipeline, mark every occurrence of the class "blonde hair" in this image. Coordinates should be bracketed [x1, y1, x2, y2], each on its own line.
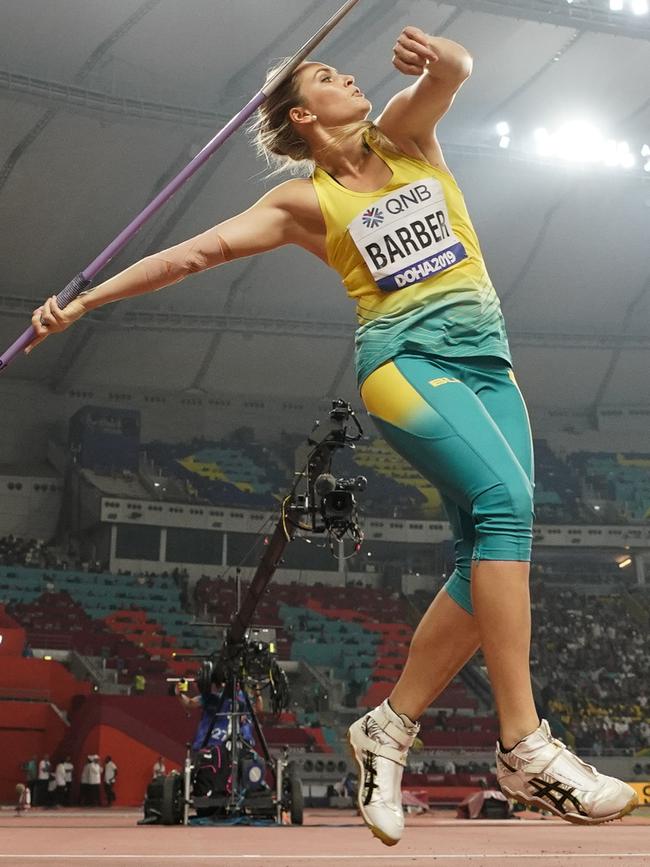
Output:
[251, 59, 401, 176]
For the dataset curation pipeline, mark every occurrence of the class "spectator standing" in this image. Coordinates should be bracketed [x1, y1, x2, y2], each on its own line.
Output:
[103, 756, 117, 806]
[63, 756, 74, 805]
[80, 756, 92, 805]
[54, 760, 67, 806]
[152, 756, 166, 779]
[47, 768, 58, 808]
[36, 754, 51, 806]
[15, 783, 31, 815]
[22, 755, 37, 804]
[87, 755, 102, 806]
[133, 669, 146, 694]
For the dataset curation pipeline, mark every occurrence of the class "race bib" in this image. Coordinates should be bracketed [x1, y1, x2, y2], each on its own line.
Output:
[348, 178, 467, 292]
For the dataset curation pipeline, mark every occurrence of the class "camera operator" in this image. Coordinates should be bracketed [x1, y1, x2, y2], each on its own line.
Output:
[175, 679, 263, 751]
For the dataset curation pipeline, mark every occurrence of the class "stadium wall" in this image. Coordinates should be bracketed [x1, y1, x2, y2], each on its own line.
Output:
[0, 472, 63, 538]
[0, 656, 92, 803]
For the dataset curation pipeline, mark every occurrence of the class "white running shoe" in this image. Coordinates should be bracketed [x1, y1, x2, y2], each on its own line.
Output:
[347, 699, 420, 846]
[496, 719, 639, 824]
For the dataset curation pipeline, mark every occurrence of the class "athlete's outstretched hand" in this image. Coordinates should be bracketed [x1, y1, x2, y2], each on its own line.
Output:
[26, 295, 87, 354]
[392, 26, 439, 76]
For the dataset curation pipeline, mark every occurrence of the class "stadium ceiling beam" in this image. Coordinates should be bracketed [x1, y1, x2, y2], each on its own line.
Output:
[0, 0, 165, 197]
[0, 68, 227, 128]
[0, 296, 647, 350]
[431, 0, 650, 40]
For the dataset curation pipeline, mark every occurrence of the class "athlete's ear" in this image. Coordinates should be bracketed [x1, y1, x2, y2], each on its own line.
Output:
[289, 106, 317, 126]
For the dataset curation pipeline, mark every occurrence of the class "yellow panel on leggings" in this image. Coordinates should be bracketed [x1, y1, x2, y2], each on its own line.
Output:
[311, 130, 511, 386]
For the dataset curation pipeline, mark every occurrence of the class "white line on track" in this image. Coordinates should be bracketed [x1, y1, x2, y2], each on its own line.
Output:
[2, 855, 650, 861]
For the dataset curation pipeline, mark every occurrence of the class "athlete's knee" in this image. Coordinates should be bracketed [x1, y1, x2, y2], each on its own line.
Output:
[471, 476, 534, 559]
[444, 570, 473, 615]
[474, 475, 533, 524]
[453, 537, 473, 578]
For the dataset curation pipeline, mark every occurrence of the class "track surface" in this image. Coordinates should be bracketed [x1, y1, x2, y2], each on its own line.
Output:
[1, 807, 649, 866]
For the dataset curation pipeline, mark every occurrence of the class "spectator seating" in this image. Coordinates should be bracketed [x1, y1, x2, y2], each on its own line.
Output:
[143, 436, 290, 509]
[532, 440, 584, 523]
[8, 590, 170, 687]
[72, 429, 650, 522]
[567, 451, 650, 521]
[1, 566, 223, 689]
[530, 578, 650, 753]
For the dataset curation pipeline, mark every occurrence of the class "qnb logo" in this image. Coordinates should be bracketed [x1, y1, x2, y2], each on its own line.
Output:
[361, 206, 384, 229]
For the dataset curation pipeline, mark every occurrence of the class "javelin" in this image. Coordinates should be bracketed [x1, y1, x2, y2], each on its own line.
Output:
[0, 0, 362, 370]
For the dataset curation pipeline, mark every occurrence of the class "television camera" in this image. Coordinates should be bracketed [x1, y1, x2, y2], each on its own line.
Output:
[142, 400, 365, 826]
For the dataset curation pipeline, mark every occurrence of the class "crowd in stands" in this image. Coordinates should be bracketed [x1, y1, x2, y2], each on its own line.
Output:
[529, 575, 650, 755]
[0, 536, 75, 571]
[2, 529, 649, 755]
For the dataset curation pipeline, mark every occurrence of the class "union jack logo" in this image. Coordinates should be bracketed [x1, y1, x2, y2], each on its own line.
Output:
[361, 207, 384, 228]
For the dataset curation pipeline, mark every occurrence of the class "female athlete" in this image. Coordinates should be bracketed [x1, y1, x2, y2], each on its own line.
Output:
[29, 25, 637, 846]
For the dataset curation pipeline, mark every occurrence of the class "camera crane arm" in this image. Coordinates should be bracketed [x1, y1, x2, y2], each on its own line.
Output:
[225, 398, 364, 648]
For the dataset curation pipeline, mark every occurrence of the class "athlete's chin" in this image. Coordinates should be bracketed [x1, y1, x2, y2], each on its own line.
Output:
[358, 97, 372, 115]
[344, 102, 372, 123]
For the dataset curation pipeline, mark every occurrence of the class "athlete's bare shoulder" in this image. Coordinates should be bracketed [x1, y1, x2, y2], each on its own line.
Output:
[266, 178, 328, 261]
[267, 178, 320, 214]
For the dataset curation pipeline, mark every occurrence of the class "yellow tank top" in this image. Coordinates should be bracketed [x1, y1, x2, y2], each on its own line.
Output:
[311, 132, 511, 386]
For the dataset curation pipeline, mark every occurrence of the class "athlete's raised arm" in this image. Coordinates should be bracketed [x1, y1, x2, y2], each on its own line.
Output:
[376, 26, 473, 171]
[27, 180, 316, 353]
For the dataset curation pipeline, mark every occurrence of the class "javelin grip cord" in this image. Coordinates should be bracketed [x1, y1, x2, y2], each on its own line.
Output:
[0, 0, 361, 371]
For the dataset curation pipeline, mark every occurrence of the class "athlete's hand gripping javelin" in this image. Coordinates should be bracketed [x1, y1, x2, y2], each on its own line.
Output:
[27, 296, 86, 354]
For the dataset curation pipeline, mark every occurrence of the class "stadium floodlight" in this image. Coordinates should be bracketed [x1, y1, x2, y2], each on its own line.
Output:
[553, 121, 603, 162]
[496, 121, 510, 137]
[609, 0, 624, 9]
[631, 0, 648, 14]
[499, 135, 511, 149]
[618, 556, 632, 568]
[530, 123, 643, 170]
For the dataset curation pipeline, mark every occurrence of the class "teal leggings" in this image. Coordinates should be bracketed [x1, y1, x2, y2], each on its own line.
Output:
[360, 354, 535, 615]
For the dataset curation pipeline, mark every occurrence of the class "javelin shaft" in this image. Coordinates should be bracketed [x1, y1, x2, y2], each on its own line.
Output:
[0, 0, 361, 371]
